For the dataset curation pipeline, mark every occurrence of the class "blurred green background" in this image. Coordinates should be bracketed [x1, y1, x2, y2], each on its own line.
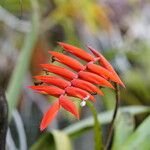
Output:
[0, 0, 150, 149]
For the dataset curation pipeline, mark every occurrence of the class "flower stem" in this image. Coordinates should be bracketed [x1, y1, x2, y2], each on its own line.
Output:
[87, 101, 103, 150]
[105, 83, 120, 150]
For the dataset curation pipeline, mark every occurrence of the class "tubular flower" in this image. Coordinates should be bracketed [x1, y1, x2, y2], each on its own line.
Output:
[29, 42, 125, 131]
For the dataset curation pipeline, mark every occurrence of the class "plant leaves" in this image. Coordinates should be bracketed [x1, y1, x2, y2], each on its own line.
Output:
[63, 106, 150, 137]
[30, 130, 72, 150]
[29, 133, 55, 150]
[52, 130, 72, 150]
[121, 115, 150, 150]
[112, 112, 135, 150]
[6, 0, 39, 119]
[87, 101, 102, 150]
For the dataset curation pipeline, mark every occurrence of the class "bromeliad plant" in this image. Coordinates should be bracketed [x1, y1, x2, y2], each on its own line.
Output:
[29, 42, 125, 131]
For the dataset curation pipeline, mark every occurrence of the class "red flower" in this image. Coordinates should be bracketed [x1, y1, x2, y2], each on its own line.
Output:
[28, 42, 125, 131]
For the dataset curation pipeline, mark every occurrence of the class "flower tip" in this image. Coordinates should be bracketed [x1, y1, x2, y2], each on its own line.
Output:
[48, 51, 53, 55]
[87, 46, 95, 53]
[57, 42, 64, 46]
[91, 97, 96, 102]
[120, 82, 126, 88]
[110, 84, 115, 90]
[40, 64, 47, 69]
[98, 91, 104, 96]
[40, 124, 45, 132]
[33, 75, 39, 79]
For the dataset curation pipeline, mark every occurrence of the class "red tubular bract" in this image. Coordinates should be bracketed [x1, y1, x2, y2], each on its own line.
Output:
[34, 75, 70, 88]
[40, 64, 77, 80]
[40, 101, 60, 131]
[88, 46, 125, 87]
[59, 96, 79, 119]
[65, 86, 96, 102]
[78, 71, 114, 89]
[87, 63, 122, 84]
[49, 51, 85, 71]
[58, 42, 95, 62]
[71, 79, 104, 96]
[28, 86, 64, 97]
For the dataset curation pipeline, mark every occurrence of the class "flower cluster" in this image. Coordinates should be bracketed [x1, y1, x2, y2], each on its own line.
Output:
[29, 42, 125, 131]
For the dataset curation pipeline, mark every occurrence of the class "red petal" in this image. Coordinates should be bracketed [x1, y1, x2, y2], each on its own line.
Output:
[78, 71, 114, 89]
[88, 46, 125, 87]
[40, 101, 60, 131]
[28, 86, 64, 97]
[58, 42, 94, 62]
[71, 79, 104, 96]
[49, 51, 85, 71]
[59, 96, 79, 119]
[41, 64, 76, 80]
[65, 86, 96, 102]
[34, 75, 70, 88]
[87, 63, 122, 85]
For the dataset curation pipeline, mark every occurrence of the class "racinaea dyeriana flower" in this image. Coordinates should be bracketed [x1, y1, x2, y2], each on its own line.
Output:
[28, 42, 125, 131]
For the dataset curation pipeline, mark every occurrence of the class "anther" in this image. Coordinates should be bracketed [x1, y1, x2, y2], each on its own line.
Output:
[80, 100, 86, 107]
[80, 95, 90, 107]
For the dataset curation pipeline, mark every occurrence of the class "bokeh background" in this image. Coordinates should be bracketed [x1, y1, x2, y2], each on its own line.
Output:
[0, 0, 150, 150]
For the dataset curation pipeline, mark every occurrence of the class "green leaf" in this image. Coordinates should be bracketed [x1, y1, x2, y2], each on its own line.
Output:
[87, 101, 102, 150]
[52, 130, 72, 150]
[0, 0, 31, 13]
[102, 88, 115, 110]
[30, 130, 72, 150]
[112, 112, 135, 150]
[63, 106, 150, 137]
[122, 115, 150, 150]
[30, 106, 150, 150]
[29, 133, 55, 150]
[6, 0, 39, 119]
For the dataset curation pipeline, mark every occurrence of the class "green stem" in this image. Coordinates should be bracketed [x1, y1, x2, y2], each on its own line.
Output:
[104, 83, 120, 150]
[87, 101, 103, 150]
[6, 0, 39, 119]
